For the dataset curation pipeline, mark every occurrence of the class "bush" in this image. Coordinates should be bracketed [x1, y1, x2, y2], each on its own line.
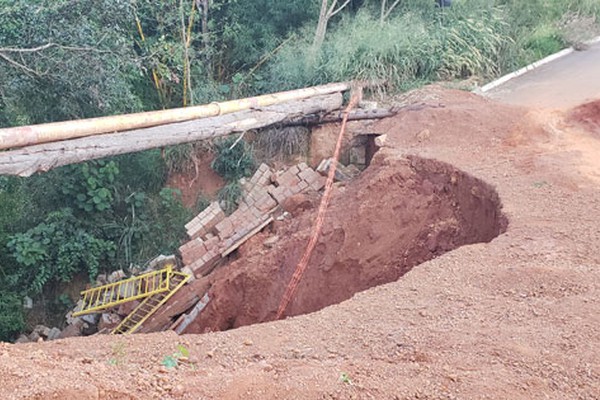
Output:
[6, 208, 116, 294]
[437, 7, 513, 79]
[164, 144, 195, 174]
[211, 137, 256, 181]
[0, 292, 25, 342]
[218, 181, 243, 215]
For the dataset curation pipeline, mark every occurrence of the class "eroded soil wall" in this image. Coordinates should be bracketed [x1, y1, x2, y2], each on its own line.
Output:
[184, 153, 508, 333]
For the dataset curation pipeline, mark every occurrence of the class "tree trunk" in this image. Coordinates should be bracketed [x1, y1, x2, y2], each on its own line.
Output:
[0, 94, 343, 177]
[313, 0, 330, 52]
[0, 82, 350, 150]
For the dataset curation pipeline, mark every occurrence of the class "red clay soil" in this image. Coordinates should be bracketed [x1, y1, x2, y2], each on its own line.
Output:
[166, 153, 225, 208]
[569, 99, 600, 134]
[185, 155, 507, 333]
[2, 87, 600, 400]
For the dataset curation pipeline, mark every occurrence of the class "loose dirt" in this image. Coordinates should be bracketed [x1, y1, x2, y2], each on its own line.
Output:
[2, 86, 599, 400]
[569, 99, 600, 135]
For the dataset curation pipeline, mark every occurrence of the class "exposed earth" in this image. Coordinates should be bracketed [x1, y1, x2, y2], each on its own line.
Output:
[1, 84, 599, 399]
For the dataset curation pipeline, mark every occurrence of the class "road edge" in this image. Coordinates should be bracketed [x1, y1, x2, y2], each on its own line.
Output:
[475, 35, 600, 94]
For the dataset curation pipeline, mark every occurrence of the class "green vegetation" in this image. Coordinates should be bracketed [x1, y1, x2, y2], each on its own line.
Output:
[211, 137, 256, 181]
[0, 0, 598, 341]
[161, 344, 191, 369]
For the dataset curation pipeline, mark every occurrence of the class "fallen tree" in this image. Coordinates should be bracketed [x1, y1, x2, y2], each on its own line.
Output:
[0, 94, 343, 176]
[0, 82, 351, 150]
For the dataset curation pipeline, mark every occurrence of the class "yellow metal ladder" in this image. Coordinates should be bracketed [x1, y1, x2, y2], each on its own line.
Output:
[111, 270, 189, 335]
[72, 265, 190, 335]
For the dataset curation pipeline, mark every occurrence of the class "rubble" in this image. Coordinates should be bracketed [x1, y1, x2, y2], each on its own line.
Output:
[98, 312, 122, 332]
[54, 160, 357, 338]
[108, 269, 126, 283]
[316, 158, 360, 182]
[27, 324, 63, 342]
[148, 254, 178, 271]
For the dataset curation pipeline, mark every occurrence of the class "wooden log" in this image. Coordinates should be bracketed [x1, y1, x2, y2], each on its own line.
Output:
[0, 93, 343, 177]
[285, 107, 397, 126]
[0, 82, 350, 150]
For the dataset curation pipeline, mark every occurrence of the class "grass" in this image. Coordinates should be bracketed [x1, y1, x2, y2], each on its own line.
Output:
[266, 1, 599, 91]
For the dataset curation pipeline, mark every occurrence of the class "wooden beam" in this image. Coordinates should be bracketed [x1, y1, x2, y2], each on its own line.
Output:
[286, 107, 397, 126]
[0, 93, 343, 176]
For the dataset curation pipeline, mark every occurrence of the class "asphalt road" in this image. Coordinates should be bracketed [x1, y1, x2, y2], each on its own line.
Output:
[485, 41, 600, 109]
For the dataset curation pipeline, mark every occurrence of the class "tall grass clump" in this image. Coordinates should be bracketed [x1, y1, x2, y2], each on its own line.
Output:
[268, 12, 440, 91]
[267, 0, 599, 91]
[436, 5, 513, 79]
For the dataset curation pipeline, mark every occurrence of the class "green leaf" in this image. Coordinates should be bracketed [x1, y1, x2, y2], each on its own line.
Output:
[161, 355, 178, 369]
[177, 344, 189, 358]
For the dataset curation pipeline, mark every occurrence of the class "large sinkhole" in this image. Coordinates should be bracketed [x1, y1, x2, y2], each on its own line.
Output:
[183, 154, 508, 334]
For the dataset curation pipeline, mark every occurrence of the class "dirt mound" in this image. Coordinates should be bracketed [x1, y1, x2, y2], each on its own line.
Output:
[184, 152, 507, 333]
[569, 99, 600, 134]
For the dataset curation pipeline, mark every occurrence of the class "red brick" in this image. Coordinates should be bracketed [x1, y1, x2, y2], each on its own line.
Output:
[309, 175, 327, 191]
[297, 162, 309, 172]
[268, 186, 287, 204]
[179, 239, 207, 265]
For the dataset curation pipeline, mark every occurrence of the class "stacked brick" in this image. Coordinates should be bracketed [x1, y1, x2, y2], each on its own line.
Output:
[184, 202, 225, 240]
[268, 162, 326, 204]
[178, 162, 326, 279]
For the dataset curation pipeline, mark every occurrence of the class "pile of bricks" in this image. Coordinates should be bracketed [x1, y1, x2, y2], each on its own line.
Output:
[184, 202, 226, 240]
[178, 162, 326, 279]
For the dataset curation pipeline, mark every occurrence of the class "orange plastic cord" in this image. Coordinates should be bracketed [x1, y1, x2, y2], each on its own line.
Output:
[276, 91, 360, 319]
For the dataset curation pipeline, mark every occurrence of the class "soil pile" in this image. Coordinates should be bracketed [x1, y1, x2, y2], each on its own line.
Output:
[569, 99, 600, 134]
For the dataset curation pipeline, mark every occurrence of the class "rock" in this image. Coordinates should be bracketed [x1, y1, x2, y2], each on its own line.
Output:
[117, 300, 140, 317]
[243, 339, 254, 346]
[180, 266, 196, 282]
[46, 327, 62, 341]
[148, 254, 177, 271]
[28, 331, 41, 342]
[316, 158, 357, 182]
[33, 325, 51, 338]
[69, 300, 85, 319]
[81, 322, 98, 336]
[15, 334, 31, 344]
[81, 313, 100, 325]
[374, 134, 387, 147]
[58, 321, 84, 339]
[108, 269, 126, 283]
[95, 274, 108, 285]
[65, 311, 83, 325]
[263, 236, 280, 249]
[98, 312, 122, 331]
